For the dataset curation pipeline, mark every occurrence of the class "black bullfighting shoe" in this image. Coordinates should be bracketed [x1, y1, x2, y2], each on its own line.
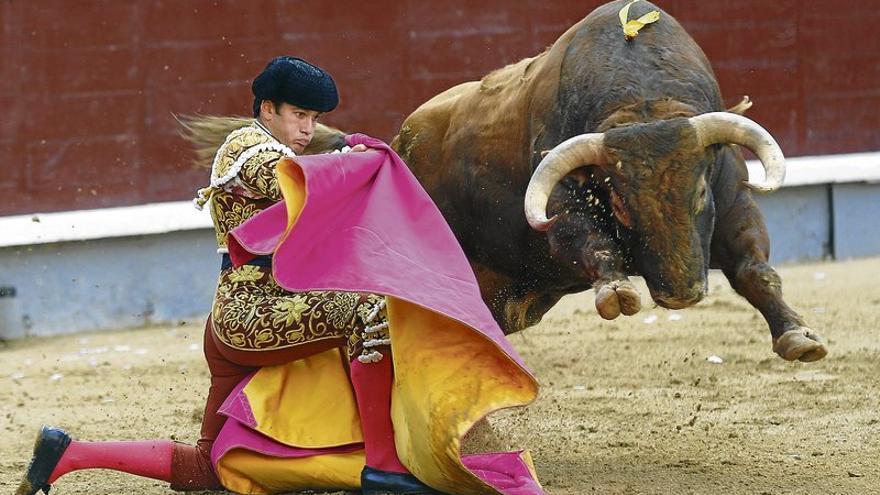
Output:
[361, 466, 446, 494]
[15, 426, 71, 495]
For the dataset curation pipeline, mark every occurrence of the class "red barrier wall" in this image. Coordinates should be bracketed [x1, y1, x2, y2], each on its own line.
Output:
[1, 1, 877, 215]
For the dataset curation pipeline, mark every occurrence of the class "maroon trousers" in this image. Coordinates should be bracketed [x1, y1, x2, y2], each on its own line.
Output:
[170, 318, 347, 490]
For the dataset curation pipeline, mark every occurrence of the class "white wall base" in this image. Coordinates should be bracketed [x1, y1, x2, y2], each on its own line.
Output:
[1, 152, 878, 339]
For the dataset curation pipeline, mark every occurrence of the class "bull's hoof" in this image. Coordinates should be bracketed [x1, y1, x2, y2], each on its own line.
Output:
[595, 280, 641, 320]
[773, 327, 828, 362]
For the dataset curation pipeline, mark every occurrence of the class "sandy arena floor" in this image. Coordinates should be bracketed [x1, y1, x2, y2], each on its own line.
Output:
[1, 257, 878, 494]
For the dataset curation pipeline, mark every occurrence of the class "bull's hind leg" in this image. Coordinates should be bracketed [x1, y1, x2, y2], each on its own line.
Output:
[710, 190, 828, 362]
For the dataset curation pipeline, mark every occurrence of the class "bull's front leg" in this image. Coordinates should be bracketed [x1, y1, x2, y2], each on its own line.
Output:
[591, 250, 642, 321]
[710, 185, 828, 362]
[546, 170, 641, 320]
[547, 211, 641, 320]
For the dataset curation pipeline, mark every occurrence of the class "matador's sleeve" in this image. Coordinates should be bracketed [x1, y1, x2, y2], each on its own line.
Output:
[236, 147, 286, 201]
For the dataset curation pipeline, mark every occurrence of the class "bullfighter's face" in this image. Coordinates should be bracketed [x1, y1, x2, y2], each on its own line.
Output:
[260, 101, 320, 154]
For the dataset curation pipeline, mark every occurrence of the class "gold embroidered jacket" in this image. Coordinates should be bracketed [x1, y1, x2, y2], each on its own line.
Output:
[194, 122, 381, 355]
[193, 122, 293, 250]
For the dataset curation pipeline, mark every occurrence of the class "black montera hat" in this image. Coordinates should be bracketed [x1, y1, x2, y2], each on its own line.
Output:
[251, 56, 339, 116]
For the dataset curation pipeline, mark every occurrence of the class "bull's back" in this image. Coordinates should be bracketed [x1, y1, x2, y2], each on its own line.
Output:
[393, 81, 479, 193]
[394, 55, 546, 191]
[557, 0, 722, 135]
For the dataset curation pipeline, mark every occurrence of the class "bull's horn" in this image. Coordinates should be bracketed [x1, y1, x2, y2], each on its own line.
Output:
[689, 112, 785, 192]
[525, 133, 606, 231]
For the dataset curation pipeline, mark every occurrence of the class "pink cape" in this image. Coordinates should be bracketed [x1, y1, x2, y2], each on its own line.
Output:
[223, 133, 544, 494]
[229, 134, 525, 364]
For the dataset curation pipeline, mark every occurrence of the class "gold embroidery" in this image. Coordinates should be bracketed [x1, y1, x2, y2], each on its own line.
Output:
[326, 292, 361, 328]
[239, 150, 283, 200]
[203, 125, 389, 358]
[271, 296, 311, 327]
[212, 127, 275, 182]
[211, 265, 384, 357]
[229, 332, 247, 348]
[346, 332, 362, 361]
[209, 191, 275, 248]
[357, 294, 386, 322]
[228, 265, 265, 283]
[202, 124, 284, 249]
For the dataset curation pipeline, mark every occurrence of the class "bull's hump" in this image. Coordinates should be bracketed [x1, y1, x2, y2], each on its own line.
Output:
[415, 81, 480, 113]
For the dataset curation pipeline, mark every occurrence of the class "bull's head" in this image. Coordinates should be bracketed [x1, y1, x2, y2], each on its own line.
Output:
[524, 112, 785, 309]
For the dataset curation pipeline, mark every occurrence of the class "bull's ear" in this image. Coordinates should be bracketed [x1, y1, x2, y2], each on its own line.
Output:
[726, 95, 753, 115]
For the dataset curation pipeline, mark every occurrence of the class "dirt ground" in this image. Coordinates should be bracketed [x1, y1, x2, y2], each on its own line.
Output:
[1, 257, 878, 495]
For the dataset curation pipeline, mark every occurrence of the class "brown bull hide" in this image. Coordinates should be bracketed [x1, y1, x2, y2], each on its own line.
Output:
[393, 0, 826, 362]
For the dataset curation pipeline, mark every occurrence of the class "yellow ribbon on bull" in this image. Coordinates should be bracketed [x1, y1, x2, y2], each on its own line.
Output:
[619, 0, 661, 40]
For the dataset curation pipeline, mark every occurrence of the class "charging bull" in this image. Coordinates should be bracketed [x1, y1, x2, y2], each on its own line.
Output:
[391, 0, 827, 362]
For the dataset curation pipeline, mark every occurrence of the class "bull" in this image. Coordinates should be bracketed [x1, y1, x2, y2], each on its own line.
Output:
[391, 0, 827, 362]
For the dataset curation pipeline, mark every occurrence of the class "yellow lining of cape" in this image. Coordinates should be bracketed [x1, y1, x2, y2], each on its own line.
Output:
[276, 157, 305, 233]
[387, 298, 537, 493]
[216, 448, 364, 495]
[241, 347, 363, 448]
